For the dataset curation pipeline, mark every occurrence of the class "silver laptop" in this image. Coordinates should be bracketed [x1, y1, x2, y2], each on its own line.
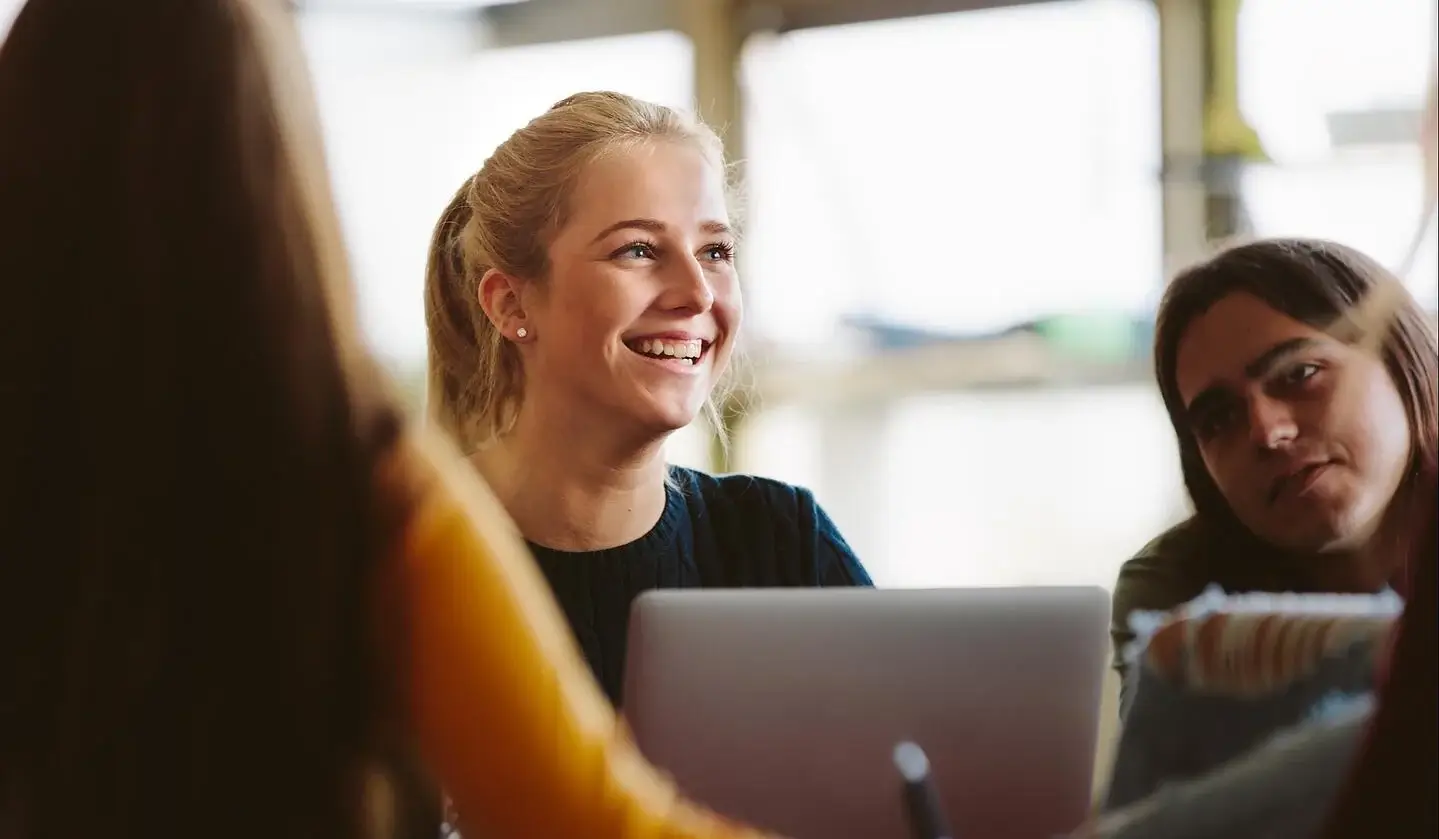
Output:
[623, 586, 1110, 839]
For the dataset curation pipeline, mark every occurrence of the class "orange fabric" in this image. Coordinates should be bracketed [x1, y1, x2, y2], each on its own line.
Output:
[397, 432, 774, 839]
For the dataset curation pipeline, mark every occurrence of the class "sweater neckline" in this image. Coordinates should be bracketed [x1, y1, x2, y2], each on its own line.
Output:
[525, 474, 686, 564]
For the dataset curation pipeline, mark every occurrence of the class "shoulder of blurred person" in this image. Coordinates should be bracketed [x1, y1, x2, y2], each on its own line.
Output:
[1079, 699, 1372, 839]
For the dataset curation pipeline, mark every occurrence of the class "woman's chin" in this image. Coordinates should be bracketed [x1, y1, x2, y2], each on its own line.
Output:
[626, 397, 707, 438]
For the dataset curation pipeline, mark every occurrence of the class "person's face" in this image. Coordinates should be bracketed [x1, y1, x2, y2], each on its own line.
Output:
[1174, 292, 1411, 553]
[524, 140, 740, 436]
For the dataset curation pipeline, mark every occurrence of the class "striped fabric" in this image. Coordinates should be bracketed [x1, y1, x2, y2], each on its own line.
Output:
[1102, 588, 1403, 813]
[1143, 611, 1397, 698]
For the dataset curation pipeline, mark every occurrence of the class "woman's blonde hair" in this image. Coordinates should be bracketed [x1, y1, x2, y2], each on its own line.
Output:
[423, 90, 738, 451]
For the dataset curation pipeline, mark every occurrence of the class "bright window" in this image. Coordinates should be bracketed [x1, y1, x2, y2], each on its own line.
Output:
[1239, 0, 1436, 300]
[733, 2, 1181, 590]
[0, 0, 20, 39]
[740, 0, 1163, 350]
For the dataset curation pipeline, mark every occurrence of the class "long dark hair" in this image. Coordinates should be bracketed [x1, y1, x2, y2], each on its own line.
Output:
[1153, 238, 1439, 583]
[0, 1, 423, 836]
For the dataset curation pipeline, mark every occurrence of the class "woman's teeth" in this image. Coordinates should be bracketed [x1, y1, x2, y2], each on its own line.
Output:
[630, 338, 703, 364]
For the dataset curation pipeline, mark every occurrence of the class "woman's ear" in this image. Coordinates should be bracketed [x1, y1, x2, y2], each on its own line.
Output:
[477, 268, 530, 341]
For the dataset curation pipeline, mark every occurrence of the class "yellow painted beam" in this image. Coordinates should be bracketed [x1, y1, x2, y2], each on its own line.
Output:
[680, 0, 752, 473]
[1202, 0, 1266, 161]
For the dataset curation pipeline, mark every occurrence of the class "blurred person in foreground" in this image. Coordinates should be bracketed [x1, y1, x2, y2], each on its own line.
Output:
[1109, 239, 1437, 706]
[0, 1, 778, 838]
[424, 91, 872, 706]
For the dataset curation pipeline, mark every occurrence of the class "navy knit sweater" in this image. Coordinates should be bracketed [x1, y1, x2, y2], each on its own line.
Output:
[529, 466, 873, 705]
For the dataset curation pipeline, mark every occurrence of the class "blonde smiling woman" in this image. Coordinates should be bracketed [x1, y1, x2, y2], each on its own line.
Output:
[424, 91, 874, 705]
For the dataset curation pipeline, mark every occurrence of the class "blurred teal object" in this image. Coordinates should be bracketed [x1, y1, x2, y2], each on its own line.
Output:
[1032, 313, 1144, 363]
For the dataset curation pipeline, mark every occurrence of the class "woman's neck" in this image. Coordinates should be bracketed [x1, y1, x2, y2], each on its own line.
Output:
[470, 406, 670, 552]
[1276, 489, 1418, 593]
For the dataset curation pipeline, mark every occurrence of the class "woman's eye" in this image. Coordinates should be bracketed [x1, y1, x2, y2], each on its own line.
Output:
[1282, 363, 1320, 385]
[702, 243, 735, 262]
[617, 243, 656, 260]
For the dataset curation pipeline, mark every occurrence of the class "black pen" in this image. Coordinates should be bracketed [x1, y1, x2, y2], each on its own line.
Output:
[894, 741, 955, 839]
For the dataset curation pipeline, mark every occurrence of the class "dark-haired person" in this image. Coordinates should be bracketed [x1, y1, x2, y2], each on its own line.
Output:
[1076, 277, 1437, 839]
[1110, 238, 1437, 705]
[0, 1, 777, 838]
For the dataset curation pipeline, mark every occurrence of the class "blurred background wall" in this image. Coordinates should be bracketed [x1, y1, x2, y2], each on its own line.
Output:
[4, 0, 1433, 594]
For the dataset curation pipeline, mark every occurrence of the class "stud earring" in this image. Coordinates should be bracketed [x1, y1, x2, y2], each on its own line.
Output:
[515, 327, 528, 339]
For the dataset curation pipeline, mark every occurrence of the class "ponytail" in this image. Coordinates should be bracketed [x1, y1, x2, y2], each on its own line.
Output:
[422, 180, 478, 446]
[422, 178, 523, 451]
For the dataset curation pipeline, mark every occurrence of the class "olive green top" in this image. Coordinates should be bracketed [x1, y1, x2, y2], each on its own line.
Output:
[1110, 516, 1386, 711]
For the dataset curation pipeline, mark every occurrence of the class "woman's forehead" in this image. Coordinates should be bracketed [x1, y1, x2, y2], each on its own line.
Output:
[561, 143, 728, 236]
[1174, 293, 1330, 402]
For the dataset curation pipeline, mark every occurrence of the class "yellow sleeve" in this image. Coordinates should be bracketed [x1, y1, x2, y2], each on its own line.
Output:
[397, 432, 775, 839]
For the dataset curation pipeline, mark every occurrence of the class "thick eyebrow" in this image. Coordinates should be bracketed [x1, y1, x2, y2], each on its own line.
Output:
[1242, 336, 1319, 379]
[1182, 336, 1321, 424]
[589, 218, 734, 244]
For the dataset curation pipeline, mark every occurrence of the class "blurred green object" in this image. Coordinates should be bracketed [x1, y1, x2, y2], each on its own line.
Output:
[1031, 313, 1145, 364]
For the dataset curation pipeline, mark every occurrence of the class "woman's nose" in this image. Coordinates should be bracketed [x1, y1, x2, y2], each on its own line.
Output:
[1248, 395, 1299, 450]
[659, 255, 715, 314]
